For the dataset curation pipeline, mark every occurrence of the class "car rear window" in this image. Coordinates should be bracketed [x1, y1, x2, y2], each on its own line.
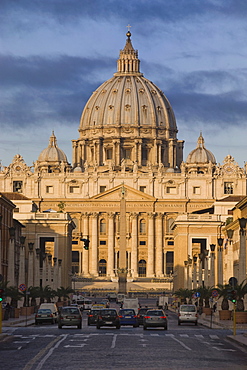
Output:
[101, 310, 116, 316]
[119, 309, 135, 315]
[61, 308, 80, 314]
[139, 308, 148, 314]
[91, 310, 100, 315]
[38, 309, 52, 314]
[147, 310, 164, 316]
[180, 306, 196, 312]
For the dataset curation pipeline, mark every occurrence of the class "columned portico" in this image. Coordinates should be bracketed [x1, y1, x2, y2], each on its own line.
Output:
[156, 213, 163, 277]
[147, 212, 155, 277]
[91, 213, 98, 276]
[131, 212, 138, 277]
[107, 212, 115, 277]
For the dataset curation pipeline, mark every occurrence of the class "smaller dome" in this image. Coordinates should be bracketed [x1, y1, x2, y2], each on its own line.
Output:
[38, 132, 68, 163]
[186, 134, 216, 164]
[73, 166, 82, 173]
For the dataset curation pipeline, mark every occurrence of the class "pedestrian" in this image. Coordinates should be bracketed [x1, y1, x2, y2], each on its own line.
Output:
[4, 303, 11, 320]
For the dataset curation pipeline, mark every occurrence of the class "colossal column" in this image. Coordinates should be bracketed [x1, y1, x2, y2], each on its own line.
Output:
[91, 213, 98, 276]
[130, 212, 138, 277]
[147, 213, 155, 277]
[155, 213, 163, 277]
[107, 212, 115, 277]
[82, 213, 90, 276]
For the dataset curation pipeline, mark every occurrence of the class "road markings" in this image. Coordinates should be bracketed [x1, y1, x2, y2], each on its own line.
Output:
[195, 335, 204, 339]
[23, 335, 68, 370]
[171, 337, 192, 351]
[209, 335, 219, 339]
[64, 344, 87, 348]
[180, 334, 189, 337]
[111, 334, 117, 349]
[212, 346, 236, 352]
[14, 341, 30, 344]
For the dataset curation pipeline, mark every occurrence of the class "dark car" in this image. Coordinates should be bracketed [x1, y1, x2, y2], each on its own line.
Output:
[143, 309, 168, 330]
[87, 309, 101, 326]
[58, 306, 82, 329]
[96, 308, 120, 329]
[137, 307, 150, 326]
[35, 309, 55, 325]
[119, 309, 138, 327]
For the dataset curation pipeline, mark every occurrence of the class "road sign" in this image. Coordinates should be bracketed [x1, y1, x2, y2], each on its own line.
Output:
[193, 292, 200, 298]
[19, 284, 26, 292]
[212, 289, 219, 298]
[229, 277, 238, 288]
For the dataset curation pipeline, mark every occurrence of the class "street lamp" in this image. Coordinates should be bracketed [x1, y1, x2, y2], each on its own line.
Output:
[226, 229, 234, 241]
[192, 255, 197, 289]
[238, 217, 247, 283]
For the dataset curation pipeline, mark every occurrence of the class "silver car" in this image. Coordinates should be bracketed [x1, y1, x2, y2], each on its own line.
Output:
[178, 304, 198, 325]
[143, 309, 168, 330]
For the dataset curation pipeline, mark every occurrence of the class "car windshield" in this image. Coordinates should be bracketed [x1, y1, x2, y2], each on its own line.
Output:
[119, 309, 135, 315]
[91, 310, 100, 315]
[101, 310, 116, 316]
[38, 309, 52, 314]
[180, 306, 196, 312]
[61, 308, 80, 314]
[147, 310, 164, 316]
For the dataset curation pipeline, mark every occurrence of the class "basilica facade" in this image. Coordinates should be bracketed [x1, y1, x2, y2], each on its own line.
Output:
[0, 31, 246, 291]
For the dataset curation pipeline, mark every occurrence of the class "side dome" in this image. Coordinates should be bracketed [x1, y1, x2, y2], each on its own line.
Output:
[35, 132, 70, 173]
[186, 134, 216, 164]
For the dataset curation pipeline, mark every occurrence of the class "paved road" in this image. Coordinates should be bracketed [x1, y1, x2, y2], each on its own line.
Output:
[1, 310, 247, 369]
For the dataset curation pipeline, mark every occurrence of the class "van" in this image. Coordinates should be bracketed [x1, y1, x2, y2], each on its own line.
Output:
[178, 304, 198, 326]
[83, 299, 93, 310]
[39, 303, 59, 322]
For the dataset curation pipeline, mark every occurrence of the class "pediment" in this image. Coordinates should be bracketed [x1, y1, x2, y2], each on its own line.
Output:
[91, 184, 156, 201]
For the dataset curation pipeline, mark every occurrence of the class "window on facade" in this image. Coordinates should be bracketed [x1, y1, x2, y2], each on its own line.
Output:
[106, 148, 112, 160]
[13, 181, 23, 193]
[139, 186, 146, 193]
[166, 251, 174, 275]
[100, 219, 106, 234]
[99, 259, 107, 276]
[100, 240, 106, 245]
[166, 187, 177, 194]
[123, 148, 132, 159]
[140, 219, 146, 234]
[138, 260, 146, 277]
[140, 241, 146, 245]
[72, 251, 79, 274]
[193, 186, 201, 195]
[69, 186, 80, 194]
[46, 186, 54, 194]
[100, 186, 106, 193]
[224, 182, 233, 194]
[142, 148, 148, 161]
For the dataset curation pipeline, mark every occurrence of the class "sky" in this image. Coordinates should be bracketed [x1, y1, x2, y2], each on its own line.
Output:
[1, 0, 247, 169]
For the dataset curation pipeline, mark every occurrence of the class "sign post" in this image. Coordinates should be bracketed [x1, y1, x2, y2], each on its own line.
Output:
[229, 277, 238, 336]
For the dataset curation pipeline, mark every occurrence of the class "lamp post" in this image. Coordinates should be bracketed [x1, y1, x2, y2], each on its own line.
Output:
[199, 252, 204, 287]
[209, 244, 216, 287]
[192, 255, 197, 289]
[184, 260, 188, 289]
[238, 217, 247, 283]
[187, 257, 192, 290]
[203, 249, 209, 287]
[217, 227, 224, 286]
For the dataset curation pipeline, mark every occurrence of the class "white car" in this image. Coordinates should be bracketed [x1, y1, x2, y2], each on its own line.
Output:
[178, 304, 198, 326]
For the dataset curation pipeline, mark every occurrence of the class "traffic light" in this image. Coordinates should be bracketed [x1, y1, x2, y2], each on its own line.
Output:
[227, 289, 237, 303]
[0, 289, 4, 302]
[81, 238, 90, 250]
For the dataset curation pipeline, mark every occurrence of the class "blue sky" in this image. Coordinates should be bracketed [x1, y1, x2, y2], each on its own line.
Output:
[1, 0, 247, 168]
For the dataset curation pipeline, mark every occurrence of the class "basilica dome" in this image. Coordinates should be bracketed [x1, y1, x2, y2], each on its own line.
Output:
[186, 133, 216, 164]
[73, 32, 184, 171]
[79, 31, 177, 133]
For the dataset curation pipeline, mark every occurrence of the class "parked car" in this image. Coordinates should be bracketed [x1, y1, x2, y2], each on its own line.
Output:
[58, 306, 82, 329]
[35, 309, 55, 325]
[100, 299, 110, 308]
[96, 308, 120, 329]
[119, 309, 138, 327]
[137, 307, 150, 326]
[87, 309, 101, 326]
[178, 304, 198, 326]
[39, 303, 59, 322]
[143, 309, 168, 330]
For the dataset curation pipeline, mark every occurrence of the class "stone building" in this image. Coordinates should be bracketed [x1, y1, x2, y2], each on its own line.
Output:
[0, 31, 246, 291]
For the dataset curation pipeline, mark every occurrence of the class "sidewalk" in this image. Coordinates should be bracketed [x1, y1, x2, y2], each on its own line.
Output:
[198, 311, 247, 348]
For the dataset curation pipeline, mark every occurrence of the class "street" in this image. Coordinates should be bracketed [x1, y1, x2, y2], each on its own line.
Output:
[1, 307, 247, 370]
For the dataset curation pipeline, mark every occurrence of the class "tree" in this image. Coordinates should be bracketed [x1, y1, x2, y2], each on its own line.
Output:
[174, 288, 193, 304]
[234, 280, 247, 311]
[6, 286, 23, 308]
[37, 285, 56, 303]
[195, 286, 213, 308]
[28, 286, 41, 307]
[216, 284, 230, 310]
[55, 286, 75, 302]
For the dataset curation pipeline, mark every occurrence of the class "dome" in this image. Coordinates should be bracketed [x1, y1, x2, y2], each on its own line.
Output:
[38, 132, 68, 163]
[79, 31, 177, 134]
[186, 134, 216, 164]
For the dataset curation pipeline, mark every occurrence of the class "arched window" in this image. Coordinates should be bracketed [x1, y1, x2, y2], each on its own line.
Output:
[138, 260, 146, 277]
[100, 219, 106, 234]
[99, 259, 107, 276]
[140, 219, 146, 234]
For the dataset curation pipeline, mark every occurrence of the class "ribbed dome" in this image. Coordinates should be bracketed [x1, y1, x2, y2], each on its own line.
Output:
[186, 133, 216, 164]
[38, 132, 68, 163]
[79, 31, 177, 134]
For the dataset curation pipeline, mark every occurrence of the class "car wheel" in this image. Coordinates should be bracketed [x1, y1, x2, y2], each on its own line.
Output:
[35, 321, 38, 325]
[88, 322, 91, 326]
[78, 323, 82, 329]
[51, 320, 54, 325]
[178, 321, 181, 325]
[58, 324, 62, 329]
[143, 325, 147, 330]
[96, 324, 100, 329]
[116, 324, 120, 329]
[195, 321, 198, 326]
[164, 325, 167, 330]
